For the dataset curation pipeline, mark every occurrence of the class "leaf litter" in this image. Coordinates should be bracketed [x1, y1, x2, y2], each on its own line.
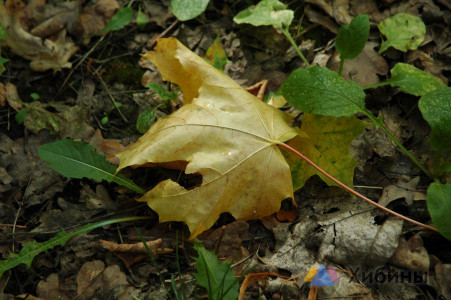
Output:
[0, 0, 450, 299]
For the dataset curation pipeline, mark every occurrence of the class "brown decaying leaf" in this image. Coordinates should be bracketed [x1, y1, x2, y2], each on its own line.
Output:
[0, 0, 121, 71]
[100, 239, 173, 268]
[116, 38, 305, 238]
[378, 175, 420, 206]
[238, 272, 291, 300]
[327, 42, 388, 86]
[0, 0, 78, 72]
[0, 83, 6, 107]
[389, 235, 430, 271]
[4, 82, 23, 111]
[435, 262, 451, 300]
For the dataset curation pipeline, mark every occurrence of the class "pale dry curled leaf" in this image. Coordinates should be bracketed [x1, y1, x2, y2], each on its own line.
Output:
[100, 239, 173, 268]
[0, 0, 78, 72]
[116, 38, 304, 238]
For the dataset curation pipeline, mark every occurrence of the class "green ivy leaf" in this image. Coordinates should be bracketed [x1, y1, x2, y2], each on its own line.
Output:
[204, 36, 229, 71]
[418, 87, 451, 151]
[281, 66, 366, 117]
[336, 14, 370, 60]
[102, 7, 133, 32]
[427, 182, 451, 240]
[378, 13, 425, 53]
[283, 113, 368, 190]
[136, 110, 156, 134]
[193, 241, 239, 300]
[171, 0, 210, 21]
[386, 63, 446, 96]
[233, 0, 293, 29]
[39, 139, 145, 194]
[146, 83, 178, 101]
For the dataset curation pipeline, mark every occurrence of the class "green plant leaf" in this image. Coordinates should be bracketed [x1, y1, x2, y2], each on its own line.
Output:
[30, 92, 40, 100]
[282, 113, 368, 190]
[136, 109, 156, 134]
[427, 182, 451, 240]
[336, 14, 370, 60]
[146, 83, 178, 101]
[38, 139, 145, 194]
[204, 35, 229, 71]
[0, 216, 151, 278]
[102, 7, 133, 32]
[137, 5, 147, 30]
[281, 66, 366, 117]
[0, 24, 6, 39]
[387, 63, 446, 96]
[15, 108, 27, 125]
[101, 115, 109, 125]
[193, 241, 239, 300]
[171, 0, 210, 21]
[418, 87, 451, 151]
[233, 0, 293, 29]
[378, 13, 425, 53]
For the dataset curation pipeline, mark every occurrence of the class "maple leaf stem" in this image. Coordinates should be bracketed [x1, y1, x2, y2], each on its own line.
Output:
[278, 142, 439, 233]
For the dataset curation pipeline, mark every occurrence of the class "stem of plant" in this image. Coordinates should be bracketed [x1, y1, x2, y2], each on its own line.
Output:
[362, 81, 391, 90]
[280, 27, 311, 67]
[362, 110, 433, 178]
[278, 142, 438, 232]
[338, 58, 344, 76]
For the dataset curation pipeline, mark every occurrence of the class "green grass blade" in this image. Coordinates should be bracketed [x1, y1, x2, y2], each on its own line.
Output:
[0, 216, 151, 278]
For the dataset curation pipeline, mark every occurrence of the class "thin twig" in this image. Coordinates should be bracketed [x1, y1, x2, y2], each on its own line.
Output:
[57, 35, 106, 95]
[147, 19, 180, 49]
[92, 68, 129, 123]
[278, 142, 438, 232]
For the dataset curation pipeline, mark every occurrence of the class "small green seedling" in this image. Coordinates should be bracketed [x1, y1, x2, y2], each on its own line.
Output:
[101, 7, 133, 32]
[136, 83, 177, 134]
[15, 109, 27, 125]
[335, 14, 370, 75]
[204, 36, 229, 71]
[137, 5, 148, 30]
[101, 101, 123, 125]
[234, 0, 309, 66]
[193, 240, 239, 300]
[30, 92, 40, 100]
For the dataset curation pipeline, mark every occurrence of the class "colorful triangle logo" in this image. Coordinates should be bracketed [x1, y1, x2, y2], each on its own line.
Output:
[310, 265, 334, 286]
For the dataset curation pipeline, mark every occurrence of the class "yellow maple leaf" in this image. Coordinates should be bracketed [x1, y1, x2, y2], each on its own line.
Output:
[116, 38, 305, 238]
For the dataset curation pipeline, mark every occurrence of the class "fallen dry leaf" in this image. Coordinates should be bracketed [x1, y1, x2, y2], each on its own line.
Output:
[379, 175, 420, 206]
[327, 42, 388, 86]
[116, 38, 304, 238]
[100, 239, 173, 268]
[0, 0, 78, 72]
[238, 272, 291, 300]
[436, 262, 451, 300]
[389, 235, 430, 271]
[0, 83, 6, 107]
